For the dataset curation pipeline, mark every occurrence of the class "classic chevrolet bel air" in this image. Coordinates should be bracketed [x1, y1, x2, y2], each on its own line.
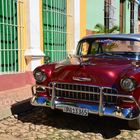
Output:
[31, 34, 140, 129]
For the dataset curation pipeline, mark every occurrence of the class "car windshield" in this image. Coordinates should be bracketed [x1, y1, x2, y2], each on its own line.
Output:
[77, 39, 140, 60]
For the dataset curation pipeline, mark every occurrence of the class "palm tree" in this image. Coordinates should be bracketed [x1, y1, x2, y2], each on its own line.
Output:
[128, 0, 134, 2]
[93, 23, 119, 34]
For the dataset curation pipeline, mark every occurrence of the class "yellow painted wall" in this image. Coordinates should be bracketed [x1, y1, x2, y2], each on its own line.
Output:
[66, 0, 74, 54]
[39, 0, 44, 64]
[80, 0, 86, 38]
[17, 0, 26, 71]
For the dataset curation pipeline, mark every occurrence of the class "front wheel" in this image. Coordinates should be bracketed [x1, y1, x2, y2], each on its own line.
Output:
[128, 116, 140, 129]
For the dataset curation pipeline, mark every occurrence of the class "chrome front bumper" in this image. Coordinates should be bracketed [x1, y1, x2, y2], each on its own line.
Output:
[31, 84, 140, 120]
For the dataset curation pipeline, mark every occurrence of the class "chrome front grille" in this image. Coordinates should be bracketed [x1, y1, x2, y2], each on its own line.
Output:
[49, 83, 118, 103]
[103, 88, 118, 94]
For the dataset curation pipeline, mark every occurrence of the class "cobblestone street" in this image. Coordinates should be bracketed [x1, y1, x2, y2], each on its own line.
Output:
[0, 107, 140, 140]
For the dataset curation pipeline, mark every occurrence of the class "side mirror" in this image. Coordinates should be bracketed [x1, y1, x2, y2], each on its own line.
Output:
[68, 54, 73, 59]
[44, 56, 50, 63]
[68, 53, 76, 59]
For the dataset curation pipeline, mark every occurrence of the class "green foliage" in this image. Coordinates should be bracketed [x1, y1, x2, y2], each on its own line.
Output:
[105, 43, 118, 51]
[128, 0, 134, 2]
[93, 23, 120, 34]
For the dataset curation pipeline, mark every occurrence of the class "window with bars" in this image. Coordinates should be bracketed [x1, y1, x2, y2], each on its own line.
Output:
[42, 0, 67, 62]
[120, 0, 123, 33]
[0, 0, 24, 73]
[104, 0, 115, 32]
[139, 5, 140, 20]
[130, 1, 134, 33]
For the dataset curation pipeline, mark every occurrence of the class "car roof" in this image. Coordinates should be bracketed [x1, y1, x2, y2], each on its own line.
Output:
[80, 34, 140, 42]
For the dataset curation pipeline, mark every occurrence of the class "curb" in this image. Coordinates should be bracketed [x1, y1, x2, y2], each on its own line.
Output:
[0, 98, 35, 120]
[0, 85, 33, 120]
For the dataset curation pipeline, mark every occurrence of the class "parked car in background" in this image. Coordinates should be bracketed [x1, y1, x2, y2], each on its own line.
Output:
[31, 34, 140, 129]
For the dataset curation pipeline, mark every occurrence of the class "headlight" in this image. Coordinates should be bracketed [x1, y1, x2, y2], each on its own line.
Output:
[34, 70, 47, 83]
[120, 78, 136, 92]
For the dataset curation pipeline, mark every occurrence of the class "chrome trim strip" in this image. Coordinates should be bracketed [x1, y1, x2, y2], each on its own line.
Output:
[99, 87, 104, 116]
[31, 83, 140, 120]
[31, 84, 139, 108]
[36, 87, 46, 92]
[51, 83, 56, 109]
[72, 77, 91, 82]
[32, 85, 53, 96]
[104, 92, 132, 97]
[56, 97, 115, 104]
[54, 101, 140, 120]
[54, 83, 118, 103]
[56, 101, 140, 120]
[133, 97, 140, 110]
[31, 98, 140, 120]
[30, 96, 49, 107]
[31, 86, 36, 95]
[55, 87, 99, 94]
[55, 82, 101, 88]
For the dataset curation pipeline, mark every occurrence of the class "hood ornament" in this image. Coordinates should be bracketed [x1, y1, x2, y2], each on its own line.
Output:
[72, 77, 91, 82]
[131, 61, 139, 68]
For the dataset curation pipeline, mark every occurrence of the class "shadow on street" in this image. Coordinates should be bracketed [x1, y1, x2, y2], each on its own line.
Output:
[11, 103, 131, 139]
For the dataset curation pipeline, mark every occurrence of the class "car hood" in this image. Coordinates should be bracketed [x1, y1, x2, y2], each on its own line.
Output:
[51, 57, 133, 87]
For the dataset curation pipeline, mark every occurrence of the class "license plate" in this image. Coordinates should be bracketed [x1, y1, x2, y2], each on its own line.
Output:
[63, 106, 88, 116]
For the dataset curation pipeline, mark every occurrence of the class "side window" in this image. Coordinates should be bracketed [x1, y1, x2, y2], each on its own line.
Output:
[90, 43, 99, 54]
[81, 42, 90, 55]
[78, 42, 90, 56]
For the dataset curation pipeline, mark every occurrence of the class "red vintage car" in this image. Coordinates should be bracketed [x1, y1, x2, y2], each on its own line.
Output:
[31, 34, 140, 129]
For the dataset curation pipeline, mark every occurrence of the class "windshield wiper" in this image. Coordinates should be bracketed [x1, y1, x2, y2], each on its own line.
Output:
[95, 52, 113, 57]
[95, 53, 129, 59]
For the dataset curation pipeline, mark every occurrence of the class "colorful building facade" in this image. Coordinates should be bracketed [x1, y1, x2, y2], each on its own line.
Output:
[138, 4, 140, 33]
[86, 0, 139, 34]
[0, 0, 139, 91]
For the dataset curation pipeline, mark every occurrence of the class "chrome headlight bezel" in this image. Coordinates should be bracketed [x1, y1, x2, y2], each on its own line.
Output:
[34, 70, 47, 83]
[120, 78, 136, 92]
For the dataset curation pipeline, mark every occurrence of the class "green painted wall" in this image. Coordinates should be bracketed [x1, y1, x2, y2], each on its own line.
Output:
[42, 0, 67, 62]
[114, 0, 120, 28]
[86, 0, 133, 34]
[86, 0, 104, 30]
[123, 0, 130, 33]
[134, 2, 138, 33]
[0, 0, 18, 72]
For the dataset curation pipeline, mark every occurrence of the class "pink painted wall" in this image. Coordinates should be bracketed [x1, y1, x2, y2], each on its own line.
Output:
[0, 72, 35, 92]
[138, 20, 140, 34]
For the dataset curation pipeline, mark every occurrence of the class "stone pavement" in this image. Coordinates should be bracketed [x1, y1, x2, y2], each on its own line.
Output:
[0, 85, 33, 120]
[0, 108, 140, 140]
[0, 86, 140, 140]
